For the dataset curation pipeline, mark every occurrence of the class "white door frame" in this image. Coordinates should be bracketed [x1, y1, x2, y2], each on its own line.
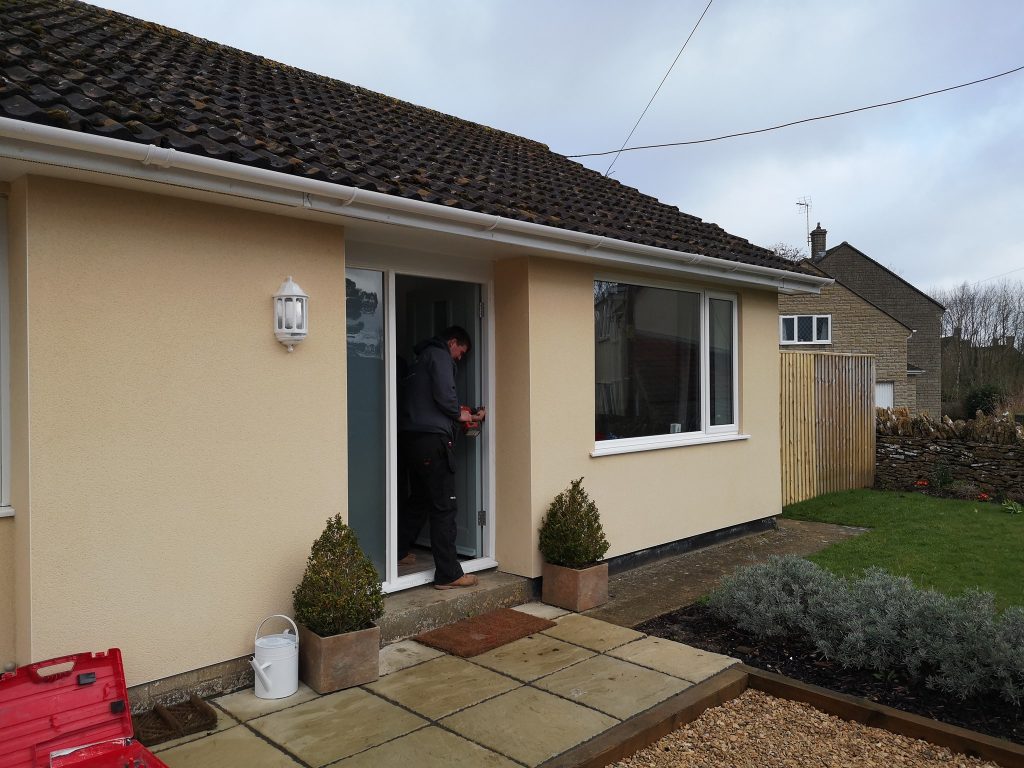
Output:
[347, 242, 497, 592]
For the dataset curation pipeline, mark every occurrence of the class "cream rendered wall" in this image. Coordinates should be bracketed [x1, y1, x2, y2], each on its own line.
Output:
[0, 518, 13, 667]
[493, 258, 533, 575]
[13, 176, 347, 685]
[8, 178, 29, 667]
[495, 256, 782, 578]
[1, 186, 12, 667]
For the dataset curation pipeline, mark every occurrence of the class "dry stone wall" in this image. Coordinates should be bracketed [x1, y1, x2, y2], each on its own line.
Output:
[875, 435, 1024, 499]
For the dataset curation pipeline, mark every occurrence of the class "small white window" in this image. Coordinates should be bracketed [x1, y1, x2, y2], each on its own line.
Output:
[780, 314, 831, 345]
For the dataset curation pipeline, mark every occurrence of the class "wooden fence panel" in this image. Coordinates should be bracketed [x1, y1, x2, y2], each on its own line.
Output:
[781, 352, 875, 506]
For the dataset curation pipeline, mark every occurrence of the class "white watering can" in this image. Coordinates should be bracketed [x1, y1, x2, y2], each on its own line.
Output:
[250, 614, 299, 699]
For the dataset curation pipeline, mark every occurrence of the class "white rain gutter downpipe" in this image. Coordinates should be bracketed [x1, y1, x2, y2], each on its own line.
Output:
[0, 117, 832, 293]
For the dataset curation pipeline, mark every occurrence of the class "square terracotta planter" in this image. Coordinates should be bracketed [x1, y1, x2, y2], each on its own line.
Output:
[297, 623, 380, 694]
[541, 561, 609, 612]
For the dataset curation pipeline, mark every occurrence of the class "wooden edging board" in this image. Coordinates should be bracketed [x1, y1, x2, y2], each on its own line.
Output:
[544, 663, 1024, 768]
[743, 664, 1024, 768]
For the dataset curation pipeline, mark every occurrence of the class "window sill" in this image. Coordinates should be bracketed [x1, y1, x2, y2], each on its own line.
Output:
[591, 433, 750, 457]
[780, 341, 832, 346]
[0, 506, 13, 519]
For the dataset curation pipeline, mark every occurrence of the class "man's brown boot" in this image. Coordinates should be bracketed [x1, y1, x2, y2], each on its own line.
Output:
[434, 574, 479, 590]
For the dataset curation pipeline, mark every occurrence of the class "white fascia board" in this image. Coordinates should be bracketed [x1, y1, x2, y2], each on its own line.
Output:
[0, 117, 831, 294]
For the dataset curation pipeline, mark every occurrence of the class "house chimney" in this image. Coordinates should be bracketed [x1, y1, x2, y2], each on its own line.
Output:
[810, 223, 827, 261]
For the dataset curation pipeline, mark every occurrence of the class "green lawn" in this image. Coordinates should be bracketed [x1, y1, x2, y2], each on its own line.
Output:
[782, 489, 1024, 609]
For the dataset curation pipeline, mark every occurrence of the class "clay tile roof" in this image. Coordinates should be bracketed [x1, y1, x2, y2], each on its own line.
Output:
[0, 0, 798, 272]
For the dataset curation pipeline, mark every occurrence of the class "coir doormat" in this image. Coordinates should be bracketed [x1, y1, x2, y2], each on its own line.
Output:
[132, 695, 218, 747]
[414, 608, 556, 657]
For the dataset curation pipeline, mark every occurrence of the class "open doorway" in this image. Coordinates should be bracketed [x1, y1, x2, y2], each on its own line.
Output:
[394, 274, 485, 577]
[346, 267, 490, 591]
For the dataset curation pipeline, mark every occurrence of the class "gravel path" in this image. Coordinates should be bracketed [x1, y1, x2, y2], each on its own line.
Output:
[611, 690, 999, 768]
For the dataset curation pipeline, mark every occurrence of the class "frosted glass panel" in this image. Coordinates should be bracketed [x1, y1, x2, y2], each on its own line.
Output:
[346, 268, 386, 579]
[876, 381, 894, 409]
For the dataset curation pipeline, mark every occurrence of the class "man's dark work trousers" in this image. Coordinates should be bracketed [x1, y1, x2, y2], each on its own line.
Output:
[398, 432, 465, 585]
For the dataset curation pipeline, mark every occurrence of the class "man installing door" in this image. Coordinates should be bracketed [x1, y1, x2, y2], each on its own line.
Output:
[397, 325, 486, 589]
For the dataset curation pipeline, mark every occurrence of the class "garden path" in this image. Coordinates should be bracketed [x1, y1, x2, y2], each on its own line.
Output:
[586, 519, 866, 628]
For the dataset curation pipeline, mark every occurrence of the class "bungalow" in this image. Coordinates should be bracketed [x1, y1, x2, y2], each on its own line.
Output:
[0, 0, 828, 689]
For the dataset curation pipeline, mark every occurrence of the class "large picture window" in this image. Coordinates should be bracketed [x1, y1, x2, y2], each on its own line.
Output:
[594, 280, 738, 453]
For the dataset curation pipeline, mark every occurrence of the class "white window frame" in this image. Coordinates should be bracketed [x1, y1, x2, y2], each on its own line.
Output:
[779, 314, 831, 345]
[345, 241, 497, 592]
[705, 290, 740, 436]
[592, 276, 746, 457]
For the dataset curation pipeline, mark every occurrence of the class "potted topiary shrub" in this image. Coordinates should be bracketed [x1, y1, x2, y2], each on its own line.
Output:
[292, 514, 385, 694]
[538, 477, 610, 611]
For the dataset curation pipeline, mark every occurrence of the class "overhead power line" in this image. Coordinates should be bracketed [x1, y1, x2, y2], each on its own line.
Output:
[570, 63, 1024, 159]
[603, 0, 714, 177]
[971, 264, 1024, 286]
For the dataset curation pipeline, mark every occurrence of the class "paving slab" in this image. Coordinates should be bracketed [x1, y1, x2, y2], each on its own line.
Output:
[533, 653, 692, 720]
[331, 725, 520, 768]
[378, 639, 445, 677]
[441, 686, 618, 767]
[158, 725, 300, 768]
[511, 601, 570, 620]
[365, 654, 517, 719]
[608, 636, 737, 683]
[541, 612, 644, 652]
[470, 633, 595, 682]
[248, 687, 426, 766]
[211, 682, 319, 723]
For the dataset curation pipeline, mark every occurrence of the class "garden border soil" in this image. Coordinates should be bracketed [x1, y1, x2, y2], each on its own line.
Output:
[543, 666, 1024, 768]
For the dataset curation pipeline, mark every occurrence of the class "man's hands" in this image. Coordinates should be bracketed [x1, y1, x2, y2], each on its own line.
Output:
[458, 406, 486, 423]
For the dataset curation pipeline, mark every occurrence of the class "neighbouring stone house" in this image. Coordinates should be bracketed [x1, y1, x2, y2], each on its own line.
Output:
[778, 223, 944, 415]
[811, 225, 944, 415]
[779, 260, 915, 410]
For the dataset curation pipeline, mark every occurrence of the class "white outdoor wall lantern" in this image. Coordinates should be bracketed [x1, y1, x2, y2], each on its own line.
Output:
[274, 276, 308, 352]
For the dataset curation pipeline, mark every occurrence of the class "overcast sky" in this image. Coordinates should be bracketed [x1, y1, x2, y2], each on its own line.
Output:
[90, 1, 1024, 292]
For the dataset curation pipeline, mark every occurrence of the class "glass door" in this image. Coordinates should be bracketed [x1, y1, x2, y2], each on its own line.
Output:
[346, 266, 490, 591]
[395, 275, 484, 560]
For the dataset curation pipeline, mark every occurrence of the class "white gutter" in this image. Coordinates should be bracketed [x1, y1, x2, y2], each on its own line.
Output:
[0, 117, 831, 293]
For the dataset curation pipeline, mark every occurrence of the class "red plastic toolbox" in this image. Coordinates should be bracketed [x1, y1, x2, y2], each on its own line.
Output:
[0, 649, 168, 768]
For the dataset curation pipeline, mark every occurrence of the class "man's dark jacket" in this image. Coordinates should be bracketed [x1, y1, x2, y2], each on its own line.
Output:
[398, 337, 460, 438]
